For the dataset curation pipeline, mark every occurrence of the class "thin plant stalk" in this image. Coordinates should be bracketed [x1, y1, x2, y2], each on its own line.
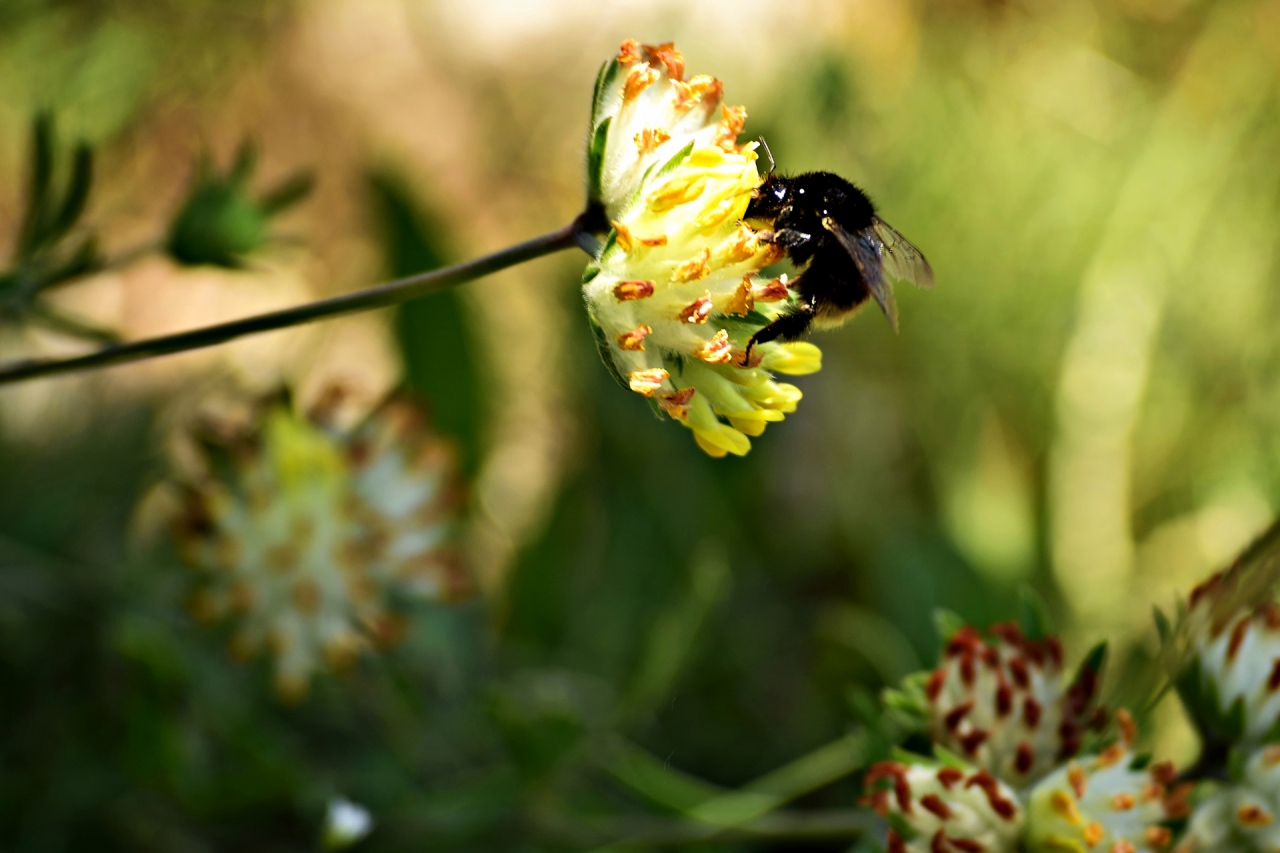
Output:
[0, 218, 595, 386]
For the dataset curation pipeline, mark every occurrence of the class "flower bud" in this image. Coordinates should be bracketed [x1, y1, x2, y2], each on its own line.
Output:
[924, 623, 1107, 788]
[864, 759, 1024, 853]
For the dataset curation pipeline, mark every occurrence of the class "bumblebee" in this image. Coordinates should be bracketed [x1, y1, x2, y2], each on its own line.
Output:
[743, 153, 933, 354]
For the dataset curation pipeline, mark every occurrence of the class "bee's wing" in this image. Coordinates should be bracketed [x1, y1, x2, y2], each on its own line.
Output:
[822, 217, 900, 332]
[871, 217, 934, 290]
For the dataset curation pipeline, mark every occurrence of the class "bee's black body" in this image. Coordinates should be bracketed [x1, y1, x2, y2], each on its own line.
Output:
[743, 170, 932, 351]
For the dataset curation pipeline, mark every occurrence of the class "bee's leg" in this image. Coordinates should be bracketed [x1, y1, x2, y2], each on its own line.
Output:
[763, 228, 812, 252]
[741, 299, 816, 364]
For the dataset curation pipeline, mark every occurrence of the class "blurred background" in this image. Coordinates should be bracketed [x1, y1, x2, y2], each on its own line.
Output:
[3, 0, 1280, 849]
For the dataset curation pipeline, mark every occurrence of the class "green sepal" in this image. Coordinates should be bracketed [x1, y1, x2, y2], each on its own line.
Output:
[587, 313, 628, 391]
[598, 227, 618, 259]
[885, 811, 917, 841]
[581, 264, 601, 284]
[1154, 608, 1173, 645]
[1018, 587, 1050, 640]
[1223, 694, 1248, 742]
[932, 609, 967, 646]
[653, 140, 694, 182]
[590, 59, 621, 127]
[586, 117, 611, 203]
[931, 743, 970, 770]
[881, 670, 931, 733]
[1075, 641, 1108, 682]
[1228, 746, 1249, 782]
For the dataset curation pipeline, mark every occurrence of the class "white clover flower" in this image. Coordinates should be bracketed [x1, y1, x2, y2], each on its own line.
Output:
[1181, 745, 1280, 853]
[924, 624, 1106, 789]
[864, 758, 1023, 853]
[176, 396, 467, 701]
[322, 797, 374, 850]
[582, 40, 821, 457]
[1025, 748, 1187, 853]
[1178, 568, 1280, 746]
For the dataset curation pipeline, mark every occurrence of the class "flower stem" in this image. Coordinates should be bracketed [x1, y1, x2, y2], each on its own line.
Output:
[0, 217, 594, 386]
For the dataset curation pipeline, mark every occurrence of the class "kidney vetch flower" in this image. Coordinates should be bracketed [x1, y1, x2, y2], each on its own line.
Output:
[175, 394, 467, 700]
[581, 39, 822, 457]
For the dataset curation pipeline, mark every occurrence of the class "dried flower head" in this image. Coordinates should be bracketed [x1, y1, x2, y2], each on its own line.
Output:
[582, 39, 821, 457]
[1025, 749, 1186, 853]
[924, 624, 1108, 789]
[175, 395, 467, 701]
[864, 758, 1024, 853]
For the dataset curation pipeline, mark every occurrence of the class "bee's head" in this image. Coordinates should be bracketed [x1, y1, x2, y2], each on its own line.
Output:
[746, 174, 791, 221]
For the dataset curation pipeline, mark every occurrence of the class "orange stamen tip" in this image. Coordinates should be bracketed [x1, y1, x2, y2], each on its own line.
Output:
[1239, 804, 1275, 827]
[635, 127, 672, 154]
[1067, 764, 1087, 800]
[732, 347, 763, 369]
[628, 368, 669, 396]
[754, 277, 790, 302]
[1116, 707, 1137, 747]
[641, 42, 684, 81]
[657, 387, 696, 420]
[693, 329, 733, 364]
[613, 221, 634, 252]
[673, 249, 712, 284]
[624, 64, 659, 101]
[678, 290, 714, 324]
[616, 324, 653, 351]
[618, 39, 642, 64]
[726, 278, 755, 316]
[613, 279, 655, 301]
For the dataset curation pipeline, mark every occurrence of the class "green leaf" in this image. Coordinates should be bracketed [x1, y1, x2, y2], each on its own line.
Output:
[18, 113, 55, 259]
[586, 116, 611, 203]
[1229, 746, 1249, 781]
[370, 172, 484, 477]
[229, 139, 257, 187]
[620, 542, 731, 721]
[47, 144, 93, 245]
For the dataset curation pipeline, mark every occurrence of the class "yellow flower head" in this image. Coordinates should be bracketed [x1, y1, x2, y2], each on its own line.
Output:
[582, 39, 822, 458]
[175, 395, 467, 701]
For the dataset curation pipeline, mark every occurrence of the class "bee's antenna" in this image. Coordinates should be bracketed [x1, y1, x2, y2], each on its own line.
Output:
[757, 136, 775, 177]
